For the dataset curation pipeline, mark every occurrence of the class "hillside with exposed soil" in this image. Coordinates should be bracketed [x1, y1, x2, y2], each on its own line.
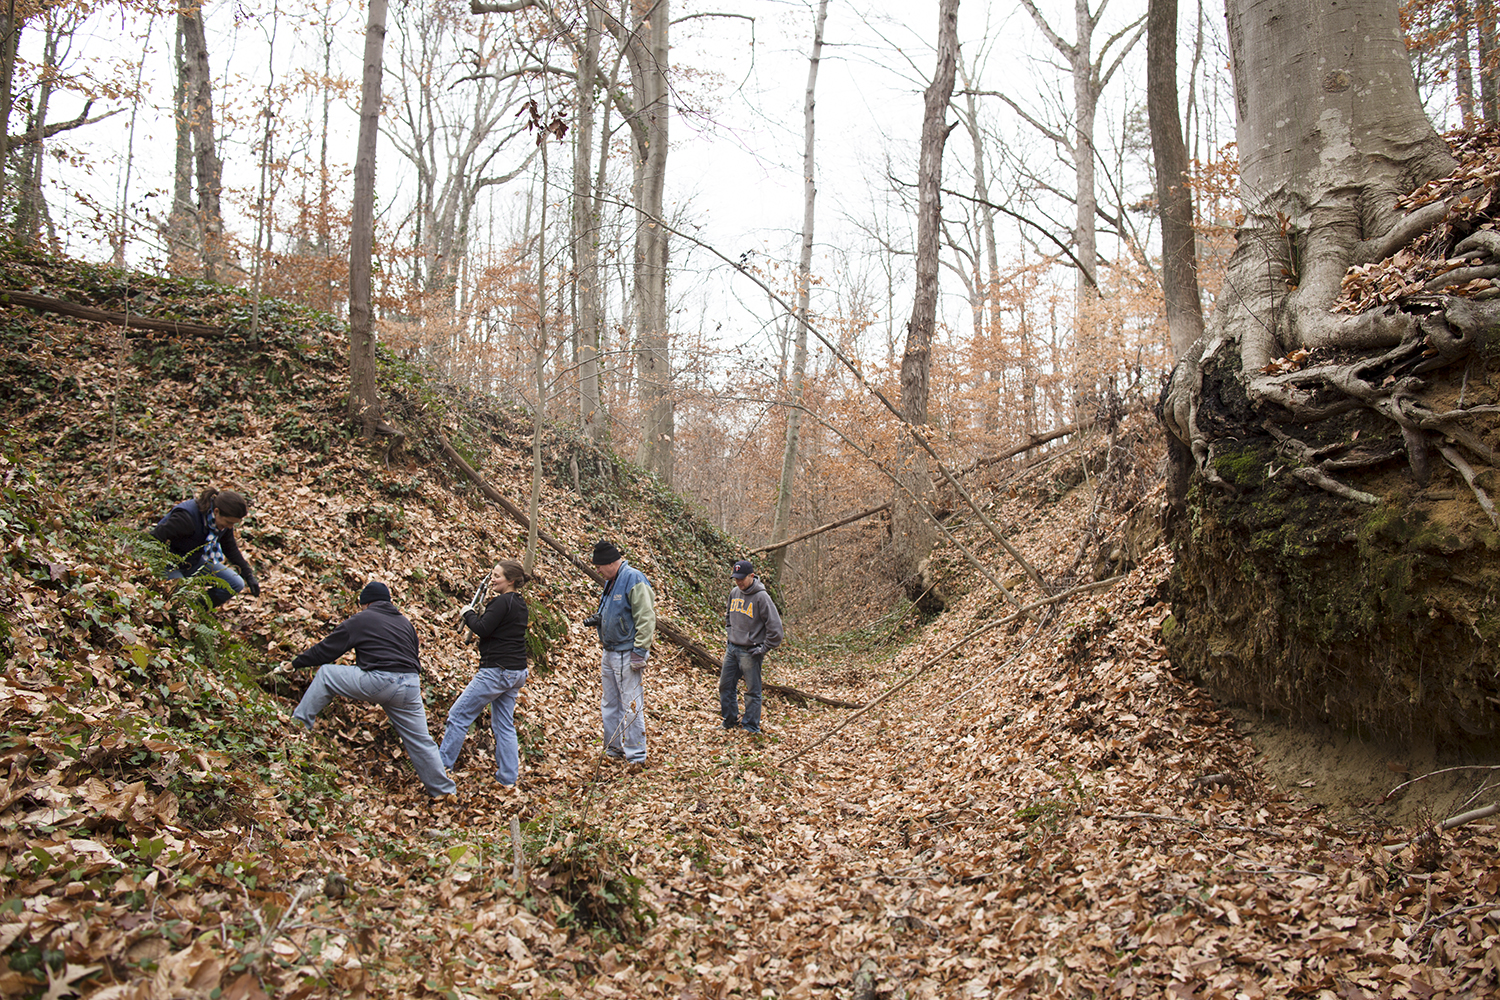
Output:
[0, 250, 1496, 999]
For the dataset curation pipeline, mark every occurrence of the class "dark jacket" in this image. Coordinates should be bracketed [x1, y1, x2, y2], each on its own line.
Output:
[463, 591, 529, 671]
[292, 601, 422, 674]
[151, 499, 256, 584]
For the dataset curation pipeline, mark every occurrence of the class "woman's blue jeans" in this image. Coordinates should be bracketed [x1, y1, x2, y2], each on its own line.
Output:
[166, 561, 244, 607]
[439, 667, 529, 785]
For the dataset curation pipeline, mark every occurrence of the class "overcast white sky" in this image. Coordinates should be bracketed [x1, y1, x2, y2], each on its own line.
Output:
[34, 0, 1179, 370]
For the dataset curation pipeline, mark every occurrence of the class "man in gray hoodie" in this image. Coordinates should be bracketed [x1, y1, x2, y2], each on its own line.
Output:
[720, 559, 783, 735]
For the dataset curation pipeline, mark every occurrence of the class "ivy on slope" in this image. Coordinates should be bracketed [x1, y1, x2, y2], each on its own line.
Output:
[0, 457, 647, 1000]
[0, 456, 338, 997]
[0, 249, 741, 999]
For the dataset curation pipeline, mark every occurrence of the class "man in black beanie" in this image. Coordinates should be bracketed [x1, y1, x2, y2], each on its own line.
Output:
[587, 540, 655, 765]
[289, 581, 456, 798]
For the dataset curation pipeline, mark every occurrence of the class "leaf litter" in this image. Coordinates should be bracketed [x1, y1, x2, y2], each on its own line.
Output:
[0, 254, 1494, 998]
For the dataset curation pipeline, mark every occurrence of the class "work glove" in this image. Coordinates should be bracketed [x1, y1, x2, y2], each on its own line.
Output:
[245, 573, 261, 598]
[629, 649, 649, 670]
[748, 644, 766, 657]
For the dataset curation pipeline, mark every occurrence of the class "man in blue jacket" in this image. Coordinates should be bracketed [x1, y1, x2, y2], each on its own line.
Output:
[290, 581, 456, 799]
[588, 541, 656, 765]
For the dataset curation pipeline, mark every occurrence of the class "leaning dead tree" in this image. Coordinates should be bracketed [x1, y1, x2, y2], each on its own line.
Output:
[1162, 0, 1500, 510]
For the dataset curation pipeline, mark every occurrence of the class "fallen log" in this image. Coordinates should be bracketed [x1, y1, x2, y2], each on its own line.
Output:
[438, 431, 859, 709]
[0, 289, 226, 337]
[751, 422, 1097, 558]
[750, 502, 891, 556]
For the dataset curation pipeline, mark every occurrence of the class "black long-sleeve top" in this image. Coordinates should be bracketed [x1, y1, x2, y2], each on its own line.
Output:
[292, 601, 421, 674]
[463, 591, 529, 670]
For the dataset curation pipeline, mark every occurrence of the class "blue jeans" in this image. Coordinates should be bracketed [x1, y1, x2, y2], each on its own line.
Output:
[719, 643, 764, 732]
[600, 649, 647, 762]
[166, 561, 244, 607]
[439, 667, 528, 785]
[292, 663, 456, 797]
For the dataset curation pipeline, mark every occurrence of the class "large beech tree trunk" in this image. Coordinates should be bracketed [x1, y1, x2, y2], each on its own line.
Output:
[1161, 0, 1500, 742]
[1164, 0, 1459, 466]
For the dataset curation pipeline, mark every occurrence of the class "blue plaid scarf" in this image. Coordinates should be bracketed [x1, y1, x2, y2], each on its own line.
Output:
[201, 505, 225, 567]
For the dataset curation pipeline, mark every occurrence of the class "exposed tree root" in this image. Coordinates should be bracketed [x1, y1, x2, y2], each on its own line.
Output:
[1436, 443, 1499, 528]
[1166, 159, 1500, 506]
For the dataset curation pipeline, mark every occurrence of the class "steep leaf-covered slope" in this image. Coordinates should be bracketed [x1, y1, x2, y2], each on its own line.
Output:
[0, 251, 1496, 999]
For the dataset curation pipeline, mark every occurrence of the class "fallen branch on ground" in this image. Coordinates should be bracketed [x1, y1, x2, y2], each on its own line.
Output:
[1384, 801, 1500, 851]
[0, 289, 226, 337]
[1383, 763, 1500, 801]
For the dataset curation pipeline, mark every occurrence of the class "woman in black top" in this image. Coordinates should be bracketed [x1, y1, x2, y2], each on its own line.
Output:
[439, 561, 530, 787]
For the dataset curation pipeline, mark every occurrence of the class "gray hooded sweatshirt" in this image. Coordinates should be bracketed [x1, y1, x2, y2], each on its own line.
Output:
[726, 578, 784, 651]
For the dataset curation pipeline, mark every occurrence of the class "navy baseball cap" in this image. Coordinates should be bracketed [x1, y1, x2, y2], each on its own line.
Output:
[732, 560, 754, 579]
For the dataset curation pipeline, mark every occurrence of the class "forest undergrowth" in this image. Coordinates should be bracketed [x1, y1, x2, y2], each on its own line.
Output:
[0, 252, 1496, 998]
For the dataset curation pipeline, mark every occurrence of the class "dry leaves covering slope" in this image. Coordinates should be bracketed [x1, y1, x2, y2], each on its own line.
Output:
[0, 251, 1494, 999]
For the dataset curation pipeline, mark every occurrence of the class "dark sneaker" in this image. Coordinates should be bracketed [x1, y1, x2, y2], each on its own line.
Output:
[722, 720, 738, 730]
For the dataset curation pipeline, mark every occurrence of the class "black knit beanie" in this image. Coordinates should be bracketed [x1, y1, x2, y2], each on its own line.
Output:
[591, 540, 623, 565]
[359, 581, 391, 604]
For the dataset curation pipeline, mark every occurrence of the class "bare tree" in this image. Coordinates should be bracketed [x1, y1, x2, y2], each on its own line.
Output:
[616, 0, 672, 484]
[0, 4, 16, 210]
[349, 0, 391, 440]
[766, 0, 830, 584]
[1013, 0, 1145, 384]
[168, 2, 228, 280]
[573, 0, 605, 442]
[891, 0, 959, 598]
[470, 0, 670, 471]
[12, 8, 62, 247]
[1147, 0, 1202, 359]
